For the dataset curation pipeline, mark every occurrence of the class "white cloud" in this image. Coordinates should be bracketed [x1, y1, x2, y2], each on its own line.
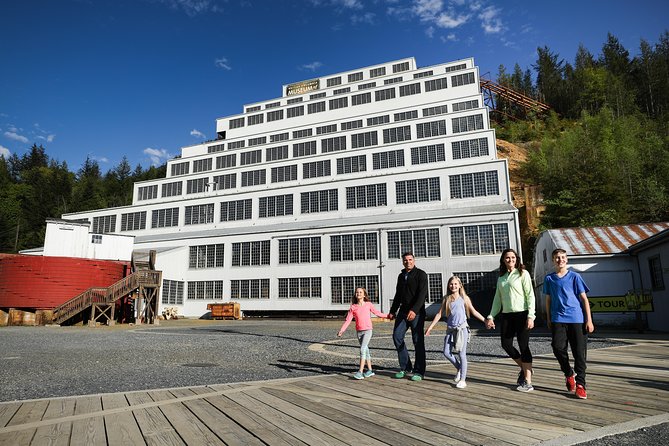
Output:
[351, 12, 375, 25]
[410, 0, 470, 29]
[143, 147, 172, 166]
[215, 57, 232, 70]
[4, 131, 29, 144]
[0, 145, 10, 159]
[425, 26, 435, 38]
[478, 5, 503, 34]
[93, 156, 109, 164]
[159, 0, 224, 17]
[190, 129, 206, 139]
[299, 61, 324, 72]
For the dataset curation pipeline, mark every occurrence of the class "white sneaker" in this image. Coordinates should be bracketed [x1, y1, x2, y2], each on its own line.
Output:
[454, 370, 461, 383]
[456, 380, 467, 389]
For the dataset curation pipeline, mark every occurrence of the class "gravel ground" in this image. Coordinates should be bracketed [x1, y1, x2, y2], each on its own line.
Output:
[0, 319, 623, 403]
[574, 423, 669, 446]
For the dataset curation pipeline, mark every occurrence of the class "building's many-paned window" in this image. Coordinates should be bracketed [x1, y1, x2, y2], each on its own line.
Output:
[331, 276, 379, 304]
[425, 77, 448, 92]
[308, 101, 326, 114]
[293, 141, 317, 157]
[271, 165, 298, 183]
[399, 82, 421, 97]
[383, 126, 411, 144]
[303, 160, 331, 179]
[351, 92, 371, 106]
[138, 185, 158, 201]
[346, 184, 387, 209]
[170, 161, 189, 177]
[426, 273, 443, 303]
[161, 181, 182, 198]
[278, 277, 322, 299]
[310, 92, 326, 99]
[411, 144, 446, 165]
[367, 115, 390, 126]
[270, 132, 289, 143]
[188, 244, 224, 269]
[316, 124, 338, 135]
[293, 129, 313, 139]
[287, 97, 303, 104]
[453, 271, 498, 294]
[151, 208, 179, 228]
[228, 140, 245, 150]
[423, 105, 448, 117]
[92, 234, 102, 244]
[287, 105, 304, 118]
[120, 211, 147, 231]
[321, 136, 347, 153]
[452, 137, 489, 160]
[231, 241, 270, 266]
[265, 101, 281, 109]
[220, 199, 252, 222]
[267, 109, 284, 122]
[416, 120, 447, 138]
[330, 233, 378, 262]
[445, 63, 467, 72]
[451, 72, 476, 87]
[301, 189, 338, 213]
[396, 177, 441, 204]
[278, 237, 321, 264]
[450, 223, 509, 256]
[162, 280, 184, 305]
[229, 117, 244, 129]
[351, 131, 378, 149]
[184, 203, 214, 225]
[246, 106, 261, 112]
[414, 70, 433, 79]
[241, 169, 266, 187]
[266, 145, 289, 161]
[216, 153, 237, 169]
[208, 143, 225, 153]
[450, 171, 499, 199]
[186, 177, 209, 194]
[193, 158, 212, 173]
[348, 71, 363, 82]
[372, 149, 404, 170]
[187, 281, 224, 300]
[248, 137, 266, 147]
[452, 99, 479, 112]
[240, 149, 262, 165]
[326, 76, 342, 87]
[92, 215, 116, 233]
[384, 77, 403, 85]
[649, 256, 665, 289]
[375, 87, 396, 101]
[259, 194, 293, 218]
[337, 155, 366, 174]
[387, 228, 440, 258]
[247, 113, 263, 126]
[358, 82, 376, 90]
[370, 67, 386, 78]
[341, 119, 363, 131]
[333, 87, 351, 95]
[394, 110, 418, 122]
[213, 173, 236, 190]
[231, 279, 270, 299]
[452, 114, 484, 133]
[392, 61, 410, 73]
[329, 97, 348, 110]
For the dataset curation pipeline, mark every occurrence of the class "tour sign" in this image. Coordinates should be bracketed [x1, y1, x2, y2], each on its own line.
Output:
[589, 291, 653, 313]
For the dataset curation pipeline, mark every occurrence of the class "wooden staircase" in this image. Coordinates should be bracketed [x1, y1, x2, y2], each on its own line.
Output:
[52, 270, 162, 325]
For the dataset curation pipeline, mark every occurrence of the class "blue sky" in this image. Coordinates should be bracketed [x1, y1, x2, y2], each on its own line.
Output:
[1, 0, 667, 171]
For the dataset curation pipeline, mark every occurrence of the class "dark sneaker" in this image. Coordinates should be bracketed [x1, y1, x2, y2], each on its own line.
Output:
[566, 374, 576, 392]
[575, 384, 587, 399]
[517, 382, 534, 392]
[516, 370, 524, 386]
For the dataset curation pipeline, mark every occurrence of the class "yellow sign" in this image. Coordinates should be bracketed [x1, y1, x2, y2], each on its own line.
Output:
[589, 292, 653, 313]
[286, 79, 320, 96]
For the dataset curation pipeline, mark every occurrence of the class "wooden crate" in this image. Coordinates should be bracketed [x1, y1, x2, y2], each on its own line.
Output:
[206, 302, 241, 320]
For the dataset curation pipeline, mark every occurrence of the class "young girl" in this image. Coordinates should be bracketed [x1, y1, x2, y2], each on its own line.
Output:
[425, 276, 485, 389]
[337, 287, 390, 380]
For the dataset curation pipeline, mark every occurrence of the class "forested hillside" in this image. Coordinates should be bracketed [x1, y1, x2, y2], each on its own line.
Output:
[1, 32, 668, 253]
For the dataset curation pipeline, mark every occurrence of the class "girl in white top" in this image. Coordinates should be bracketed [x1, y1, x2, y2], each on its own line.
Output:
[426, 276, 485, 388]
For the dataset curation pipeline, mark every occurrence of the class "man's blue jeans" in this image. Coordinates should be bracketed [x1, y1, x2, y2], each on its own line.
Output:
[392, 311, 426, 375]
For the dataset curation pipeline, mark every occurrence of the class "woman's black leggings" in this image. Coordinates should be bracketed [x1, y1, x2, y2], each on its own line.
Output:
[500, 311, 533, 363]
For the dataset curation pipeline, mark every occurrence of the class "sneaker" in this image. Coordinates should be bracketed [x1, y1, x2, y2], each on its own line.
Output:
[517, 382, 534, 392]
[516, 370, 525, 386]
[410, 374, 423, 382]
[566, 374, 576, 392]
[454, 370, 461, 383]
[353, 371, 364, 380]
[456, 380, 467, 389]
[393, 371, 407, 379]
[363, 370, 375, 378]
[575, 384, 587, 399]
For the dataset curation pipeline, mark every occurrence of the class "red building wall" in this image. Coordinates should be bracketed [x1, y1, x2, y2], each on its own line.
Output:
[0, 254, 129, 309]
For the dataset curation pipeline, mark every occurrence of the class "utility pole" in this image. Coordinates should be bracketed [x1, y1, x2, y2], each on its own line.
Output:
[14, 222, 19, 252]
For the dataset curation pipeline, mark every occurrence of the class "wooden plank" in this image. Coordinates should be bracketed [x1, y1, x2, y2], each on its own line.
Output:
[31, 398, 76, 446]
[205, 394, 304, 446]
[0, 400, 48, 446]
[125, 392, 185, 446]
[70, 396, 106, 446]
[148, 389, 224, 445]
[102, 393, 145, 446]
[0, 403, 21, 428]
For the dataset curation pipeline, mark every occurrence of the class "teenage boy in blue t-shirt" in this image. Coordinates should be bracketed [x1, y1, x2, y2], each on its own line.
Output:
[543, 248, 595, 399]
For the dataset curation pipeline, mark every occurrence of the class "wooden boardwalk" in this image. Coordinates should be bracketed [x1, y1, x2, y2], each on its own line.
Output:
[1, 339, 668, 445]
